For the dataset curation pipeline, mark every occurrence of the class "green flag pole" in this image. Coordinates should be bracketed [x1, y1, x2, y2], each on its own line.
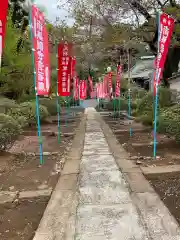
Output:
[65, 97, 68, 127]
[113, 97, 116, 118]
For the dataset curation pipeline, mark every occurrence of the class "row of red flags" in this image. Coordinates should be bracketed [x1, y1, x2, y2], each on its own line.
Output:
[0, 3, 175, 100]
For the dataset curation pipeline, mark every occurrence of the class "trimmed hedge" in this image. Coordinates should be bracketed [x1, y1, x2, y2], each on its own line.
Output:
[103, 98, 128, 111]
[0, 97, 18, 114]
[7, 101, 49, 125]
[39, 98, 57, 116]
[0, 114, 22, 151]
[157, 104, 180, 142]
[136, 87, 172, 116]
[136, 112, 154, 126]
[123, 87, 147, 100]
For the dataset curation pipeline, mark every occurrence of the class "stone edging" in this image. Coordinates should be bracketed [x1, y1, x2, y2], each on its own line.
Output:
[98, 112, 180, 236]
[33, 114, 86, 240]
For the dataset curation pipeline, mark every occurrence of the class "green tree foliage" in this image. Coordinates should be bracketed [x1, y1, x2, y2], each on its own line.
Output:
[70, 0, 180, 83]
[0, 14, 33, 100]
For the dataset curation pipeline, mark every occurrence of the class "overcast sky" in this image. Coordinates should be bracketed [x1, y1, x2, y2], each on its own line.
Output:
[35, 0, 74, 25]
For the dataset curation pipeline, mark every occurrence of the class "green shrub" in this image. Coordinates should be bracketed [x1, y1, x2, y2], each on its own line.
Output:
[7, 102, 49, 124]
[103, 98, 128, 111]
[39, 98, 57, 116]
[121, 78, 128, 92]
[136, 113, 154, 126]
[0, 112, 27, 129]
[0, 114, 22, 151]
[157, 104, 180, 142]
[18, 94, 35, 103]
[137, 87, 172, 116]
[0, 113, 16, 123]
[16, 116, 28, 128]
[0, 97, 18, 114]
[130, 87, 147, 100]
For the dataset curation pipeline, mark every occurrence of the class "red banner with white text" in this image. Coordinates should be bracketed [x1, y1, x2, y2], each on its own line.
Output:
[88, 75, 93, 98]
[154, 13, 174, 95]
[79, 80, 87, 100]
[73, 75, 79, 100]
[0, 0, 8, 67]
[115, 65, 121, 97]
[108, 72, 113, 97]
[58, 42, 72, 96]
[32, 5, 50, 95]
[71, 57, 76, 79]
[103, 75, 109, 99]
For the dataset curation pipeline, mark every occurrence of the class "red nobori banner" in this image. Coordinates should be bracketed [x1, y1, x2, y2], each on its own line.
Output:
[0, 0, 8, 66]
[108, 72, 113, 95]
[31, 5, 50, 95]
[73, 75, 79, 100]
[100, 82, 105, 99]
[96, 83, 99, 98]
[79, 80, 87, 100]
[103, 75, 109, 99]
[88, 75, 93, 97]
[58, 42, 72, 96]
[115, 65, 121, 97]
[71, 57, 76, 79]
[154, 13, 174, 94]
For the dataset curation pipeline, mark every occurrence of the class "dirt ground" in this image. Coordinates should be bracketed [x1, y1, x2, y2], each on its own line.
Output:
[103, 114, 180, 167]
[147, 173, 180, 225]
[0, 108, 84, 239]
[103, 112, 180, 226]
[0, 197, 49, 240]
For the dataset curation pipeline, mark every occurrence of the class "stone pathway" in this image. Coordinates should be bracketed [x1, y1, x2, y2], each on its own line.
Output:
[74, 108, 149, 239]
[33, 107, 180, 240]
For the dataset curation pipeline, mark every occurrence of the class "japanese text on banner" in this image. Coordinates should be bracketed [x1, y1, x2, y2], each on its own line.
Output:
[32, 5, 50, 95]
[115, 65, 121, 97]
[153, 13, 174, 94]
[79, 80, 87, 100]
[58, 42, 72, 96]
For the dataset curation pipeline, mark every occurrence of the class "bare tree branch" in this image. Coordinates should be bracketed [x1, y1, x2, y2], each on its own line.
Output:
[128, 0, 152, 20]
[156, 0, 163, 7]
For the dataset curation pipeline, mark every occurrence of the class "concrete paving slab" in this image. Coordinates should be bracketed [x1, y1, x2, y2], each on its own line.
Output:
[83, 148, 111, 155]
[64, 192, 79, 240]
[83, 144, 110, 152]
[124, 172, 154, 193]
[20, 189, 52, 198]
[85, 132, 105, 141]
[78, 170, 131, 204]
[79, 170, 128, 189]
[58, 174, 78, 190]
[84, 139, 108, 146]
[80, 155, 118, 172]
[141, 164, 180, 175]
[133, 192, 180, 239]
[84, 141, 109, 147]
[0, 191, 16, 204]
[61, 160, 80, 175]
[79, 185, 131, 205]
[33, 190, 76, 240]
[75, 204, 149, 240]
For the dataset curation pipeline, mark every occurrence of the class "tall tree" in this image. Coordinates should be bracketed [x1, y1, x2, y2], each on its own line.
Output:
[70, 0, 180, 85]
